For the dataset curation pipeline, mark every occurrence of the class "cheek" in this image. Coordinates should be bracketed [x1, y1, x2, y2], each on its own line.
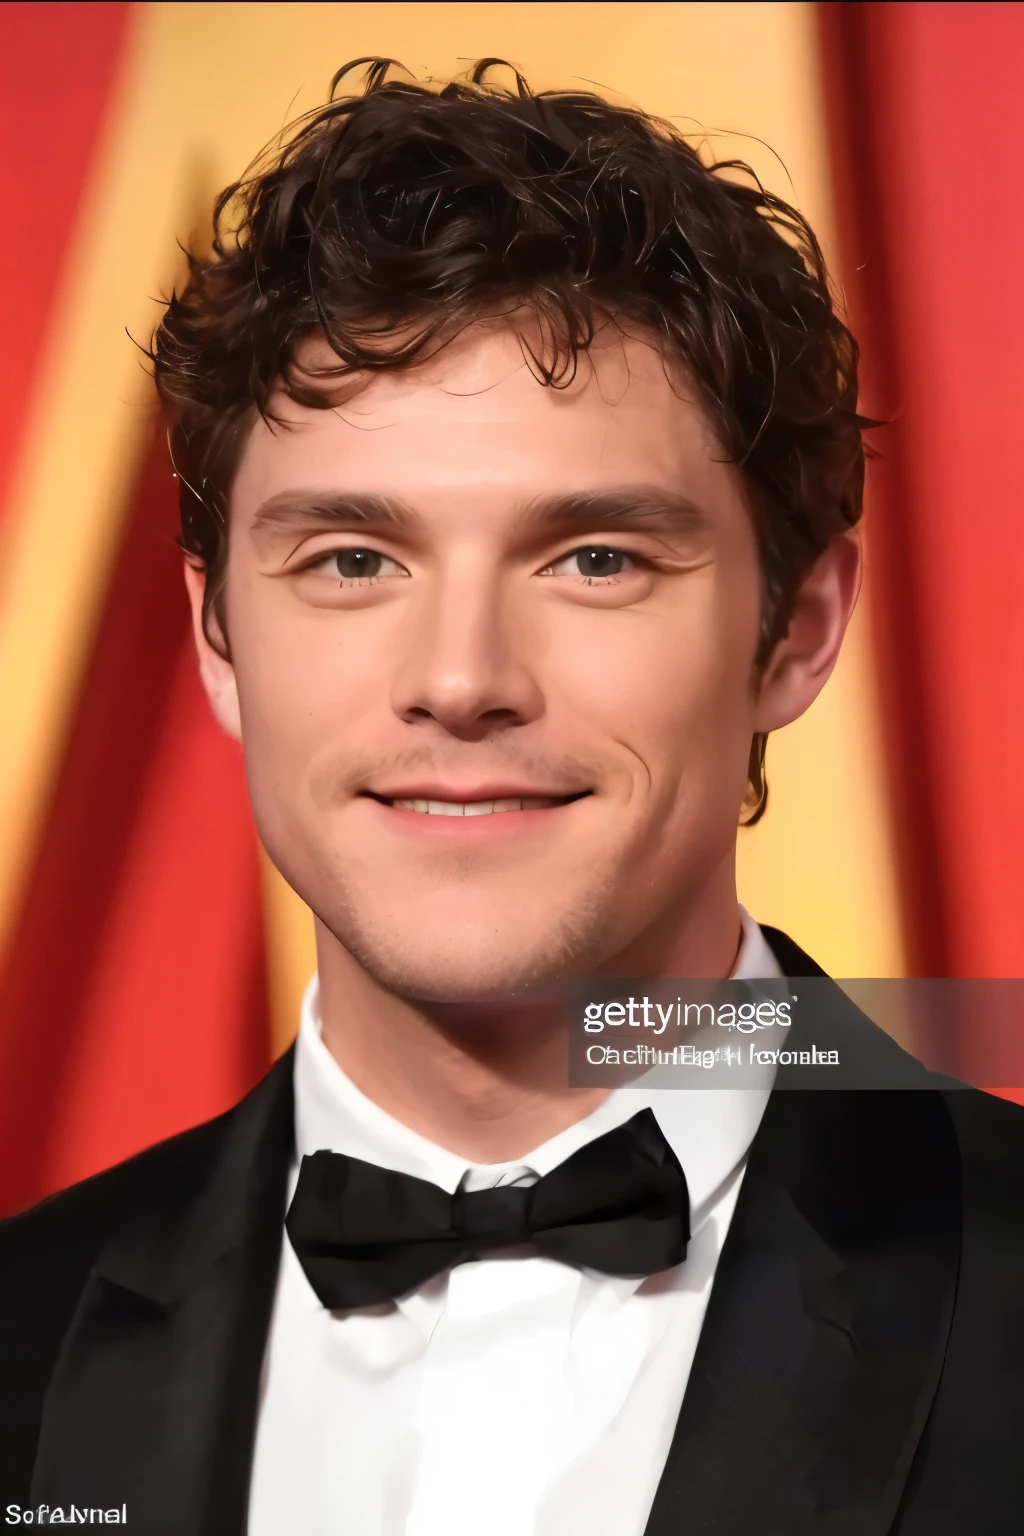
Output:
[229, 602, 386, 791]
[543, 579, 759, 785]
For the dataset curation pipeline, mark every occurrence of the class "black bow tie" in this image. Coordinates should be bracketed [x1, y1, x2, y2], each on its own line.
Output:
[285, 1108, 690, 1311]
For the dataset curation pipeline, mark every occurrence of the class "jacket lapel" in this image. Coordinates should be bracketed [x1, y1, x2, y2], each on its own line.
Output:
[644, 933, 962, 1535]
[30, 1050, 294, 1535]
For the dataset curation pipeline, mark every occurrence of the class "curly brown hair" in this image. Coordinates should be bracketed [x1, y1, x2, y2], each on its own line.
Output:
[151, 58, 872, 823]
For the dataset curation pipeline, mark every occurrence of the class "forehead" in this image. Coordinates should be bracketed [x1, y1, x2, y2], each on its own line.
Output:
[231, 322, 736, 515]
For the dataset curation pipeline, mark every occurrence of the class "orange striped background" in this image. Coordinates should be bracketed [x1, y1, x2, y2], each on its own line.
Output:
[1, 2, 1021, 1216]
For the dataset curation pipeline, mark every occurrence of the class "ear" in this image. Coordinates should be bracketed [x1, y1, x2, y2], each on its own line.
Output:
[183, 560, 242, 740]
[753, 530, 862, 733]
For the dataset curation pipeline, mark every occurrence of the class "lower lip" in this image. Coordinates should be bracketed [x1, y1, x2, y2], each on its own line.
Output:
[362, 798, 585, 839]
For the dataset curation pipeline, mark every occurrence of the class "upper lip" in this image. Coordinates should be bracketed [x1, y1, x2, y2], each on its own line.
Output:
[363, 783, 590, 803]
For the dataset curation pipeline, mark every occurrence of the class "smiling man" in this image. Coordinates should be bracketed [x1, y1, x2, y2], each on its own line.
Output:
[226, 328, 768, 1012]
[3, 60, 1024, 1536]
[210, 318, 848, 1157]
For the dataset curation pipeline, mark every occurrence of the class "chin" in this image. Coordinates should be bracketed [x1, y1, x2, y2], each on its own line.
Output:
[327, 904, 610, 1004]
[353, 939, 569, 1004]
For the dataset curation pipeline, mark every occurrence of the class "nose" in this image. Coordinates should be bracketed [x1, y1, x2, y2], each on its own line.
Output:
[390, 556, 545, 739]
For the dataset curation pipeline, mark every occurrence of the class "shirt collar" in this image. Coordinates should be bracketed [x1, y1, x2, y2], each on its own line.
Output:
[293, 906, 782, 1235]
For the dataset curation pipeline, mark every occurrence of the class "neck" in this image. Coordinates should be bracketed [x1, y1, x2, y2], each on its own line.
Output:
[315, 878, 742, 1163]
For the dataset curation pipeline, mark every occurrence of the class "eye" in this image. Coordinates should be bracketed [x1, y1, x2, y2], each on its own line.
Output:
[542, 546, 637, 580]
[314, 548, 406, 582]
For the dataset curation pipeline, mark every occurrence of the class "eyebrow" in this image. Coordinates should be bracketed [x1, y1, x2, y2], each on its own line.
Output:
[520, 488, 711, 532]
[250, 491, 419, 538]
[248, 485, 711, 541]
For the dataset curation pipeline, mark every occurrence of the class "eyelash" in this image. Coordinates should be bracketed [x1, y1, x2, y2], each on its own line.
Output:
[307, 550, 406, 586]
[539, 547, 642, 583]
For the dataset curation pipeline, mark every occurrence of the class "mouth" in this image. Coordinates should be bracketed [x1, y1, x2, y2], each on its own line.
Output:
[362, 790, 591, 818]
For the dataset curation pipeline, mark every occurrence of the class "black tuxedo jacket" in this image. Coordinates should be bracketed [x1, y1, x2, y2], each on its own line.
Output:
[3, 928, 1024, 1533]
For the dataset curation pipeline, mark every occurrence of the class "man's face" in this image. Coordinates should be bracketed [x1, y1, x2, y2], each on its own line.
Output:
[219, 323, 763, 1000]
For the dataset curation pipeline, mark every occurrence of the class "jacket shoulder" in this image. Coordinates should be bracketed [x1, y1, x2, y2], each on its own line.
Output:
[762, 922, 1024, 1190]
[943, 1085, 1024, 1198]
[0, 1053, 294, 1500]
[0, 1049, 295, 1329]
[0, 1100, 244, 1492]
[0, 1101, 238, 1266]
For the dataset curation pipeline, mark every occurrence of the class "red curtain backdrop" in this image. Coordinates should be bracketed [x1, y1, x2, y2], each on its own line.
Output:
[0, 0, 131, 523]
[819, 2, 1024, 1003]
[0, 3, 271, 1217]
[0, 422, 271, 1215]
[3, 2, 1024, 1217]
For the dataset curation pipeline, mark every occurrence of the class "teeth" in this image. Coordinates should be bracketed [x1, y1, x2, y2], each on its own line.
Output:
[390, 796, 564, 815]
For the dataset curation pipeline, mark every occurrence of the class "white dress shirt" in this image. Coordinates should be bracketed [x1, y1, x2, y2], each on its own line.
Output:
[248, 909, 782, 1536]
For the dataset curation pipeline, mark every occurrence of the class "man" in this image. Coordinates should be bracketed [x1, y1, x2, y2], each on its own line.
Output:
[2, 59, 1023, 1535]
